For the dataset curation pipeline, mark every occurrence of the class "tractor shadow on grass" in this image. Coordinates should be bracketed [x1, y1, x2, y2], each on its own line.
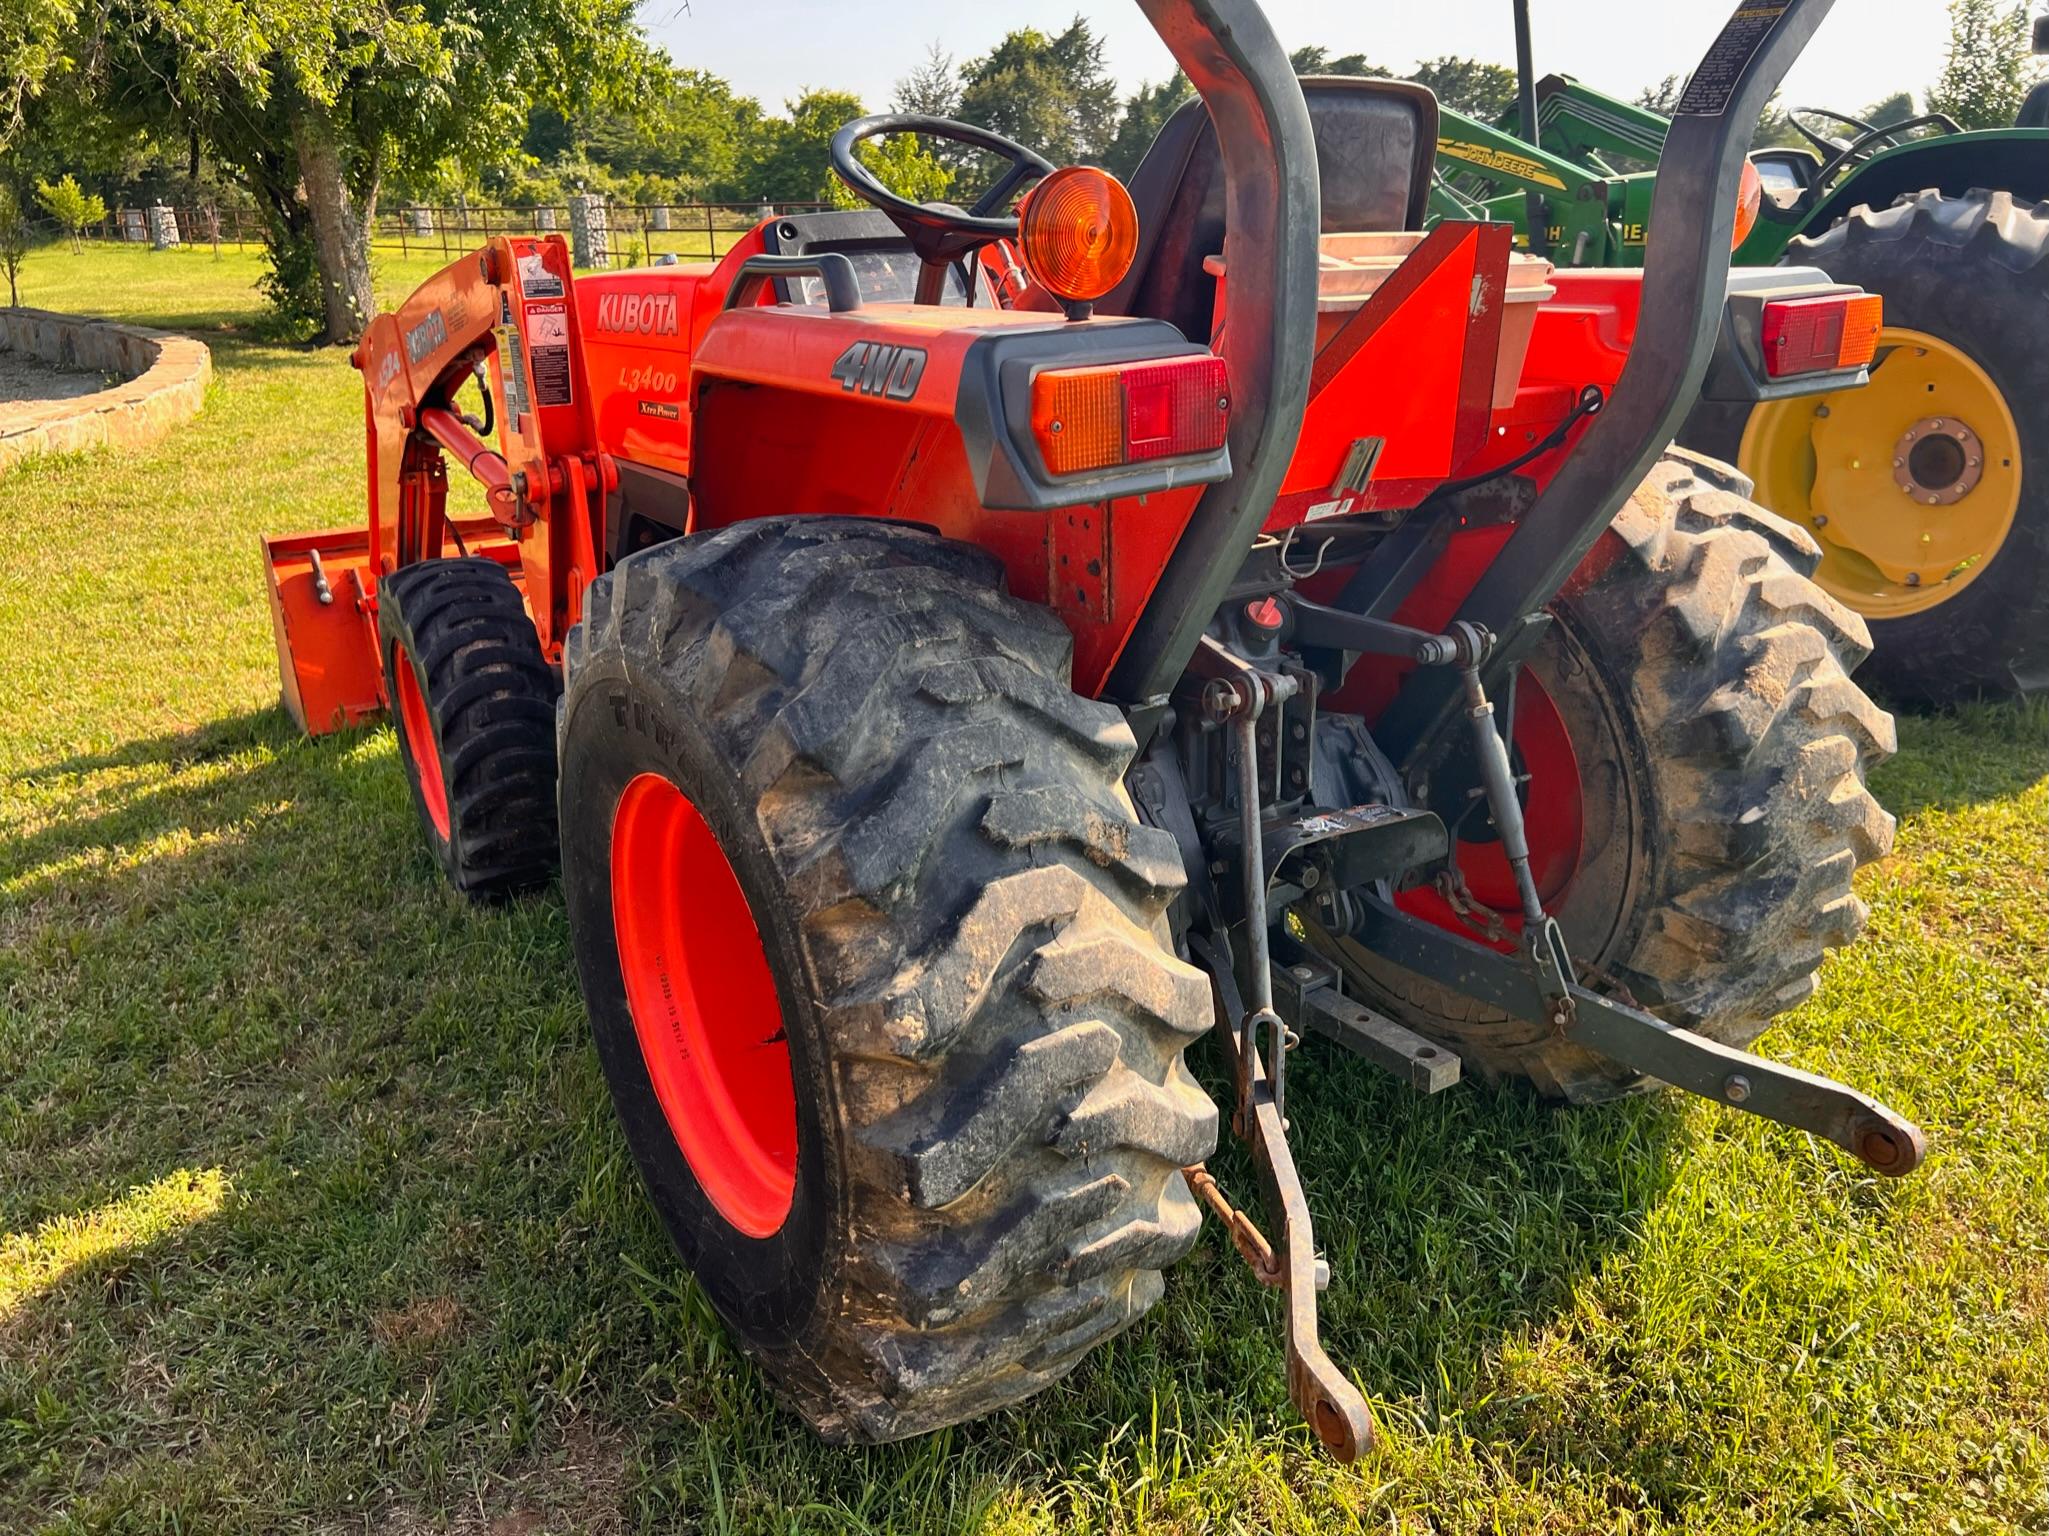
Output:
[2, 704, 1692, 1529]
[1866, 697, 2047, 818]
[984, 1039, 1685, 1461]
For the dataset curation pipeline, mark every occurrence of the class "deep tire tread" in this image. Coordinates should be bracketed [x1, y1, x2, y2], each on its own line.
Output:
[378, 558, 559, 898]
[565, 519, 1214, 1442]
[1354, 459, 1896, 1101]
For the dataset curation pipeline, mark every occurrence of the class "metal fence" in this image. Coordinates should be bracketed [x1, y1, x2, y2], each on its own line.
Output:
[79, 201, 835, 265]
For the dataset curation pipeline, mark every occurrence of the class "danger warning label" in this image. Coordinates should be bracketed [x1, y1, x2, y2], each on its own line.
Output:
[525, 302, 574, 408]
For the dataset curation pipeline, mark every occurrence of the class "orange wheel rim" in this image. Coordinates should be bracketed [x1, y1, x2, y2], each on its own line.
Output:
[610, 772, 796, 1238]
[392, 644, 450, 839]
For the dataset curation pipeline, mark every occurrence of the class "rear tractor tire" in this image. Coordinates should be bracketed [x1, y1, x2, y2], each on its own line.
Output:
[1689, 187, 2049, 703]
[1335, 455, 1898, 1102]
[376, 558, 560, 898]
[556, 518, 1216, 1441]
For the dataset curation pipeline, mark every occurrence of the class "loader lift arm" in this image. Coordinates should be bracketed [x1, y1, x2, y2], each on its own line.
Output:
[268, 235, 615, 734]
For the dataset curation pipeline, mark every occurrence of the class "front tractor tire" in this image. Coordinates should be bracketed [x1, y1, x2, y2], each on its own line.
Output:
[1692, 187, 2049, 703]
[556, 519, 1216, 1442]
[376, 558, 560, 898]
[1338, 456, 1898, 1102]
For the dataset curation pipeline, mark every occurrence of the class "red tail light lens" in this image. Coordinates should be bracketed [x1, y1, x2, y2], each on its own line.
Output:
[1760, 292, 1883, 378]
[1029, 356, 1229, 476]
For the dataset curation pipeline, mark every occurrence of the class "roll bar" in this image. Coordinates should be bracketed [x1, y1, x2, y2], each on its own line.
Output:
[1104, 0, 1321, 707]
[1378, 0, 1842, 765]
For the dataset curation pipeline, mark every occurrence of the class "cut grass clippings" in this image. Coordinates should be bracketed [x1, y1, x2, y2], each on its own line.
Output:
[2, 243, 2045, 1534]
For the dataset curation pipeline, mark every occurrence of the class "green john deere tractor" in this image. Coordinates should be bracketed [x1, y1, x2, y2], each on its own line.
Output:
[1431, 9, 2049, 702]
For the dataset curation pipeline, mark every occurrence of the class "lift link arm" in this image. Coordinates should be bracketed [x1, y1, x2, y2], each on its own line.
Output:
[1184, 637, 1374, 1461]
[1348, 896, 1928, 1175]
[1282, 593, 1926, 1173]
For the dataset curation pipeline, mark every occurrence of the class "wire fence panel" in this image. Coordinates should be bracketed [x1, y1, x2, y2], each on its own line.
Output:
[73, 201, 834, 268]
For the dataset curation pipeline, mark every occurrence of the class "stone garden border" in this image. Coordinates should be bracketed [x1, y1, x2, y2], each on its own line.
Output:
[0, 309, 212, 477]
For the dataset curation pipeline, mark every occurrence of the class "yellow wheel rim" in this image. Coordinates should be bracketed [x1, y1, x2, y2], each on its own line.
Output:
[1738, 325, 2023, 619]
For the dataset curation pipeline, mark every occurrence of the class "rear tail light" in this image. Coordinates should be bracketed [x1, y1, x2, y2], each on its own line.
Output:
[1760, 292, 1882, 378]
[1029, 356, 1229, 475]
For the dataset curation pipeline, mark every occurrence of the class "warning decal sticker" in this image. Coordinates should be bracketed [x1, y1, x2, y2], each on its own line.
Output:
[496, 318, 530, 425]
[1676, 2, 1791, 116]
[526, 302, 574, 408]
[518, 250, 565, 299]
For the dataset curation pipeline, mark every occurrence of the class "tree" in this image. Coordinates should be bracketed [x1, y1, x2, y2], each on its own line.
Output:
[0, 185, 28, 306]
[1635, 74, 1684, 116]
[35, 173, 105, 252]
[842, 132, 954, 208]
[1290, 45, 1385, 78]
[956, 20, 1119, 171]
[744, 89, 868, 204]
[1863, 90, 1917, 127]
[48, 0, 658, 344]
[1410, 56, 1518, 117]
[1927, 0, 2042, 129]
[2, 0, 74, 151]
[1103, 73, 1193, 179]
[894, 42, 960, 119]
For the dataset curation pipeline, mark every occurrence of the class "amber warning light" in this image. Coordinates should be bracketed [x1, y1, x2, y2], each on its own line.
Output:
[1017, 167, 1139, 303]
[1029, 356, 1230, 476]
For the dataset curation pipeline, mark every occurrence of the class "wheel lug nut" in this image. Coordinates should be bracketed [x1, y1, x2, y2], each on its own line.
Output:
[1905, 572, 1921, 586]
[1812, 514, 1828, 527]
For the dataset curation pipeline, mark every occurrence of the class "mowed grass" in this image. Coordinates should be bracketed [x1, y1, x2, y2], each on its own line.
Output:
[2, 243, 2044, 1534]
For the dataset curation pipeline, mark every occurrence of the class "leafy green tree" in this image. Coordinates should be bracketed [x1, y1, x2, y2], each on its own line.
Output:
[1635, 74, 1684, 115]
[894, 42, 961, 118]
[1290, 45, 1385, 77]
[35, 173, 105, 251]
[956, 20, 1119, 170]
[1927, 0, 2042, 128]
[0, 184, 29, 306]
[744, 90, 867, 204]
[1410, 56, 1517, 117]
[830, 132, 955, 209]
[1, 0, 74, 148]
[1102, 74, 1192, 179]
[45, 0, 657, 343]
[1863, 90, 1917, 127]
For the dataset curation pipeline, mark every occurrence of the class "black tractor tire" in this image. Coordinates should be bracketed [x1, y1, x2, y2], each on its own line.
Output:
[1333, 455, 1898, 1102]
[556, 518, 1216, 1442]
[1689, 187, 2049, 703]
[376, 558, 559, 898]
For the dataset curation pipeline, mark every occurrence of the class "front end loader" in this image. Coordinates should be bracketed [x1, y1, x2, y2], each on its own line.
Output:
[1429, 4, 2049, 704]
[265, 0, 1923, 1457]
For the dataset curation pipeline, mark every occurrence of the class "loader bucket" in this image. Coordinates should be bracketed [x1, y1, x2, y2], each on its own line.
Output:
[261, 527, 385, 736]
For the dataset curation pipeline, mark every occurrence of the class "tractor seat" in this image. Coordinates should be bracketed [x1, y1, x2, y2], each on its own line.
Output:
[1097, 77, 1440, 342]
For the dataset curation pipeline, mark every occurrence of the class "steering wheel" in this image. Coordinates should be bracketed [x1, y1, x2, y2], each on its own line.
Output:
[829, 113, 1057, 299]
[1788, 106, 1966, 187]
[1787, 106, 1877, 157]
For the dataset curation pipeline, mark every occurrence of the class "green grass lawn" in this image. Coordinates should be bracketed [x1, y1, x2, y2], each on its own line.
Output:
[3, 244, 2045, 1535]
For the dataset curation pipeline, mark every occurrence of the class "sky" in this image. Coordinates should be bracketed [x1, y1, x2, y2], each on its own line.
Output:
[638, 0, 1957, 122]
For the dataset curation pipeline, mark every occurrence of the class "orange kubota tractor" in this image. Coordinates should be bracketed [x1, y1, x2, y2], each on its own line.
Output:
[265, 0, 1923, 1457]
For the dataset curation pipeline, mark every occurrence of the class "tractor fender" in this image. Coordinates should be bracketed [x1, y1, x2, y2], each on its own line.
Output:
[1802, 131, 2049, 235]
